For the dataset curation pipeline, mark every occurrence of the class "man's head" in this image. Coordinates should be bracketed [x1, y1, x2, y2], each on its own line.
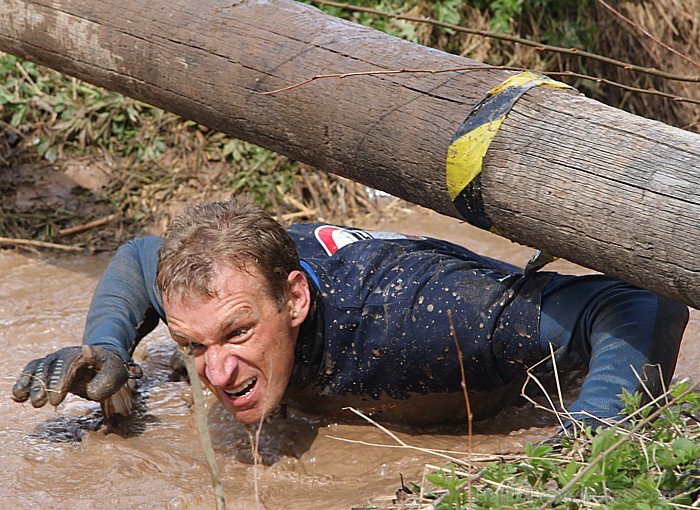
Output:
[157, 199, 311, 424]
[157, 199, 301, 307]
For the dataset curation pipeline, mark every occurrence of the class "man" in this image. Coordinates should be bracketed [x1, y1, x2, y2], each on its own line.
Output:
[12, 199, 689, 429]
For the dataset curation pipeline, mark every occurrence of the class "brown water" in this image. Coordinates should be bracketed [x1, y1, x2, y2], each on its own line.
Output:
[1, 207, 698, 509]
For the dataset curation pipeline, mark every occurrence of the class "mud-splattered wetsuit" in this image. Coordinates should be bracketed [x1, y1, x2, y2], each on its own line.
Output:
[84, 223, 688, 425]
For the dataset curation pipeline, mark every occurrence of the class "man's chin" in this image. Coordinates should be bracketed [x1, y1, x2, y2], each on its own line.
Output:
[217, 396, 270, 425]
[231, 408, 264, 425]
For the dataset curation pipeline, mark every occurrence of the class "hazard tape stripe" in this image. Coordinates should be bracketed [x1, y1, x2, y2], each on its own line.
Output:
[446, 71, 574, 232]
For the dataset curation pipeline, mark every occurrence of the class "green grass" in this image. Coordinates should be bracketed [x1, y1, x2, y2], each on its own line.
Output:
[398, 381, 700, 509]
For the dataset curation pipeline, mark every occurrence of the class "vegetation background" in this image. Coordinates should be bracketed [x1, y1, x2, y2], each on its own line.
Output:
[1, 0, 698, 251]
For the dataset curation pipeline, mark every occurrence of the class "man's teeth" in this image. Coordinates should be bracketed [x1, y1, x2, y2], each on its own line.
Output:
[225, 378, 256, 398]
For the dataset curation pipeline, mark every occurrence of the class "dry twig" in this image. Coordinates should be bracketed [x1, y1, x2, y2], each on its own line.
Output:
[0, 236, 83, 252]
[180, 345, 227, 510]
[446, 309, 474, 508]
[329, 407, 486, 468]
[594, 0, 700, 71]
[56, 214, 117, 237]
[263, 65, 699, 104]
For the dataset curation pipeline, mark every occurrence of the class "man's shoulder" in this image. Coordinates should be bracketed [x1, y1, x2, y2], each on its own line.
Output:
[286, 222, 426, 258]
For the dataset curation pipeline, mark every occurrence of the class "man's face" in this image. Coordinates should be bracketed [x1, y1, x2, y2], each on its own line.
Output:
[163, 265, 310, 425]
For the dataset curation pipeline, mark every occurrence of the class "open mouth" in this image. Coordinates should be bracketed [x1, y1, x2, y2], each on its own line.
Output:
[225, 377, 257, 398]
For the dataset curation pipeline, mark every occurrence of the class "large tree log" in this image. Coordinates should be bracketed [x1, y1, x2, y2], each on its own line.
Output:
[1, 0, 698, 308]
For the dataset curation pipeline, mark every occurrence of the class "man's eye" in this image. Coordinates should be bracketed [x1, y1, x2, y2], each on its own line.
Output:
[227, 329, 249, 342]
[186, 342, 206, 353]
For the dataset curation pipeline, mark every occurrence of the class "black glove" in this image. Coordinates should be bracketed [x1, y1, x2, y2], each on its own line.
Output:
[11, 345, 142, 408]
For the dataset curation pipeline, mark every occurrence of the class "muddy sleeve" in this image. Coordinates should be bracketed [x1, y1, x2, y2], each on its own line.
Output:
[82, 236, 166, 362]
[540, 275, 689, 425]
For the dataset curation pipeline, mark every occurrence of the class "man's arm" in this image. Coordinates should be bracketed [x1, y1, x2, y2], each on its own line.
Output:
[83, 236, 166, 361]
[539, 274, 689, 428]
[11, 236, 165, 408]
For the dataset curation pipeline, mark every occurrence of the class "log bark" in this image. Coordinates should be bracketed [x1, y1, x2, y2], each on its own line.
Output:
[1, 0, 698, 308]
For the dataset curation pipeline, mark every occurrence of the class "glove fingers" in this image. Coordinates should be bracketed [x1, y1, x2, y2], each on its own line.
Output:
[85, 350, 128, 401]
[11, 358, 42, 403]
[47, 346, 89, 405]
[13, 346, 129, 408]
[29, 358, 52, 408]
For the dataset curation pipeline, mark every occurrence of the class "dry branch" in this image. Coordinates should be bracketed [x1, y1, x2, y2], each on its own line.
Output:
[0, 237, 83, 252]
[56, 214, 117, 237]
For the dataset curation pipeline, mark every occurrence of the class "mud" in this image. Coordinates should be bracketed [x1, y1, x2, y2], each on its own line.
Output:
[1, 206, 698, 509]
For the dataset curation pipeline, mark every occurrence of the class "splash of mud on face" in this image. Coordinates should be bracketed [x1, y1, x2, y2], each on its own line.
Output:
[1, 209, 698, 509]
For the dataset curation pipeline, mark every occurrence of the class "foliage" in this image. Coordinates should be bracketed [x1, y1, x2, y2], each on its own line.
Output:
[0, 50, 303, 242]
[418, 381, 700, 509]
[1, 51, 385, 249]
[1, 53, 160, 163]
[468, 0, 595, 46]
[310, 0, 597, 69]
[312, 0, 420, 42]
[0, 52, 297, 198]
[309, 0, 698, 130]
[307, 0, 606, 104]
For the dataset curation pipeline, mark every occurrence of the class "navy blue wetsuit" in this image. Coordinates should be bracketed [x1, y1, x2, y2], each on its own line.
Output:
[83, 223, 688, 426]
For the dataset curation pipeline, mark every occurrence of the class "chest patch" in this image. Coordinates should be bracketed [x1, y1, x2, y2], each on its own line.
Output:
[313, 225, 422, 256]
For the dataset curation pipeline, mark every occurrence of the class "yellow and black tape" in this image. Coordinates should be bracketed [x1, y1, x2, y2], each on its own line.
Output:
[446, 71, 574, 232]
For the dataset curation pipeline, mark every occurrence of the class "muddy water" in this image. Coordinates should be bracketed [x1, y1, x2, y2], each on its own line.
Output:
[1, 207, 698, 509]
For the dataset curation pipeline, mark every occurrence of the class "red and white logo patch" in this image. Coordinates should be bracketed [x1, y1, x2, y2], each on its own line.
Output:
[313, 225, 423, 256]
[314, 226, 372, 256]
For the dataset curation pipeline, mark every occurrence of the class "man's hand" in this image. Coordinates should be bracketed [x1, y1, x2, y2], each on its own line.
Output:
[11, 345, 140, 408]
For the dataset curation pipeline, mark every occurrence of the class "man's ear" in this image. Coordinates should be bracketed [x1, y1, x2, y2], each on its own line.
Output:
[287, 270, 311, 327]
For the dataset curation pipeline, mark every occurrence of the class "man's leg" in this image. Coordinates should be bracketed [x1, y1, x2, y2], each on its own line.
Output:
[539, 275, 689, 425]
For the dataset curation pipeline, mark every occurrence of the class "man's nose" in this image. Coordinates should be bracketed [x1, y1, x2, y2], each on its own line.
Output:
[203, 344, 238, 387]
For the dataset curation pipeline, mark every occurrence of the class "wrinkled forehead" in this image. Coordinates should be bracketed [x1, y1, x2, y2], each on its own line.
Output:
[162, 260, 272, 307]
